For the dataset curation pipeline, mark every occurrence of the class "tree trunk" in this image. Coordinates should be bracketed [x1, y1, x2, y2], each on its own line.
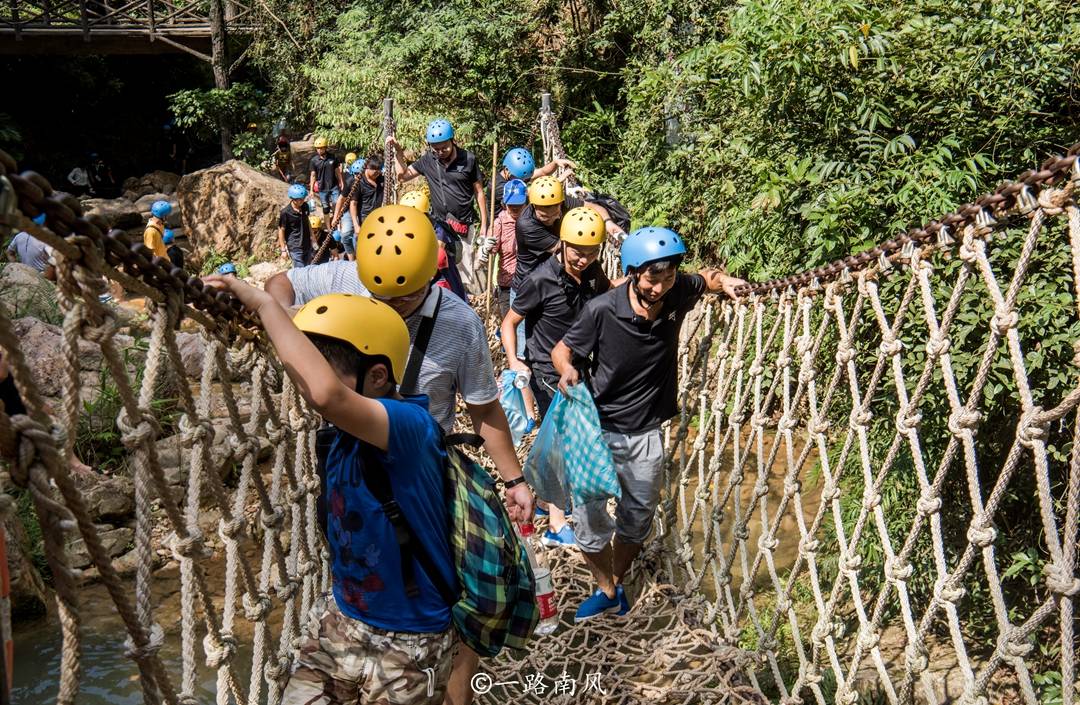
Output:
[208, 0, 233, 161]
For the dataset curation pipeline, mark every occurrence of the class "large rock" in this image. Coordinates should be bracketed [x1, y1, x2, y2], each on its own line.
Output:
[10, 316, 140, 404]
[67, 525, 134, 569]
[133, 193, 182, 229]
[122, 171, 180, 201]
[82, 197, 143, 230]
[176, 160, 290, 263]
[4, 509, 48, 617]
[244, 261, 289, 289]
[0, 263, 59, 323]
[74, 472, 135, 522]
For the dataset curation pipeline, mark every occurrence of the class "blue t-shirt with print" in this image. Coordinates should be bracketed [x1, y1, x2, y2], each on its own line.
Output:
[324, 395, 455, 633]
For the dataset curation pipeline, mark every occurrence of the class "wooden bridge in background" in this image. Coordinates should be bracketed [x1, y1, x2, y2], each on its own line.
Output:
[0, 0, 254, 59]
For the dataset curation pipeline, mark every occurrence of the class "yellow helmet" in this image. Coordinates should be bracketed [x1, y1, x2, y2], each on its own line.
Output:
[356, 205, 438, 297]
[309, 214, 323, 230]
[345, 152, 358, 166]
[528, 176, 564, 206]
[399, 190, 431, 214]
[292, 294, 409, 383]
[313, 137, 329, 148]
[560, 207, 605, 246]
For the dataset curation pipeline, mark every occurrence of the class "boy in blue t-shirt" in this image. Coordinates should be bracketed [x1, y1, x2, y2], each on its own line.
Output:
[203, 275, 457, 705]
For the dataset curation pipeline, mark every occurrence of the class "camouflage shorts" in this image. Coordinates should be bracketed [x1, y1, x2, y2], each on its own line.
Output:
[280, 595, 457, 705]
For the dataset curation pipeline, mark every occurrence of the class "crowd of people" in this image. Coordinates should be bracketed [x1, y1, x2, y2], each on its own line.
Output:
[10, 117, 745, 705]
[201, 118, 747, 705]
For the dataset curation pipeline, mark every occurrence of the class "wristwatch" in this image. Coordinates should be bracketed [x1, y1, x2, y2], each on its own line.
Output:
[503, 476, 527, 489]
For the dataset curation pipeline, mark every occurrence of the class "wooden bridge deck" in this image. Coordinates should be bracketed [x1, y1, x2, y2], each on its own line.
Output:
[0, 0, 252, 56]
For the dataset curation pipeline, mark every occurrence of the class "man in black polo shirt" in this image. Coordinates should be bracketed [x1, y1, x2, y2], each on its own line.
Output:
[348, 151, 385, 235]
[388, 119, 488, 294]
[551, 226, 745, 622]
[308, 136, 343, 213]
[501, 207, 613, 548]
[511, 176, 623, 294]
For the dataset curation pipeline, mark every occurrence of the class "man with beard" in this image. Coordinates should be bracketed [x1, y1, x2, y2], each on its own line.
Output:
[551, 226, 745, 622]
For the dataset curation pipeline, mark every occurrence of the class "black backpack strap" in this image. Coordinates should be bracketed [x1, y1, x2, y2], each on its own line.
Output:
[357, 442, 458, 606]
[401, 288, 441, 395]
[444, 432, 484, 449]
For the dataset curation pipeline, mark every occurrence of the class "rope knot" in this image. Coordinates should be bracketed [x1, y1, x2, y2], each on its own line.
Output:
[169, 530, 211, 561]
[835, 347, 855, 365]
[116, 409, 161, 450]
[777, 415, 798, 432]
[884, 557, 913, 582]
[218, 517, 246, 542]
[799, 536, 821, 555]
[999, 628, 1033, 659]
[775, 354, 792, 369]
[750, 412, 769, 430]
[990, 306, 1018, 335]
[840, 553, 862, 574]
[966, 512, 997, 547]
[1043, 562, 1080, 597]
[243, 591, 272, 622]
[820, 482, 840, 503]
[1036, 186, 1069, 215]
[264, 423, 286, 446]
[809, 417, 830, 436]
[1017, 407, 1048, 447]
[810, 619, 831, 647]
[798, 365, 818, 384]
[178, 414, 214, 448]
[948, 409, 980, 436]
[895, 407, 922, 434]
[732, 526, 750, 542]
[275, 579, 299, 601]
[783, 477, 801, 497]
[848, 408, 871, 430]
[879, 335, 903, 357]
[203, 632, 238, 669]
[856, 626, 879, 651]
[757, 535, 779, 553]
[261, 508, 285, 531]
[747, 361, 765, 378]
[124, 622, 165, 660]
[928, 332, 951, 357]
[934, 578, 965, 606]
[264, 655, 293, 685]
[905, 639, 929, 674]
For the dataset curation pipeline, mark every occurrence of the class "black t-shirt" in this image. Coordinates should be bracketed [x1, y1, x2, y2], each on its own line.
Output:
[511, 197, 584, 291]
[309, 153, 340, 193]
[279, 203, 312, 254]
[351, 175, 384, 225]
[511, 255, 610, 381]
[410, 148, 482, 224]
[166, 244, 185, 271]
[342, 171, 356, 197]
[561, 274, 707, 433]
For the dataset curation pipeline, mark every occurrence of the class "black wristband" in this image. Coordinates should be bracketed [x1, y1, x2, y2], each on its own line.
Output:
[503, 476, 527, 489]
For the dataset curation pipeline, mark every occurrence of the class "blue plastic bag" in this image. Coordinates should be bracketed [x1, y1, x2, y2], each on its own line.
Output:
[559, 384, 620, 508]
[522, 396, 570, 510]
[498, 370, 529, 447]
[523, 385, 620, 511]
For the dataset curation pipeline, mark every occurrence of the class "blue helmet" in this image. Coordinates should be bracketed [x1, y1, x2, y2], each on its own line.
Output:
[287, 183, 308, 200]
[348, 159, 365, 175]
[151, 200, 172, 218]
[217, 263, 237, 275]
[32, 212, 46, 226]
[502, 178, 527, 206]
[425, 119, 454, 144]
[621, 226, 687, 274]
[502, 148, 536, 180]
[162, 228, 175, 245]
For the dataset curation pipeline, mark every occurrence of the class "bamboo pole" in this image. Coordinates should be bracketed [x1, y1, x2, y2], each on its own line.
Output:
[486, 139, 497, 320]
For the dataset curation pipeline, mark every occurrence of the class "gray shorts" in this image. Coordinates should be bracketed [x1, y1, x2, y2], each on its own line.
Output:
[572, 428, 664, 553]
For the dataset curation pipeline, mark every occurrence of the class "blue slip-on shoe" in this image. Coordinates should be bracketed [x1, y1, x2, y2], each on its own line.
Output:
[616, 585, 630, 616]
[541, 524, 577, 548]
[574, 588, 622, 623]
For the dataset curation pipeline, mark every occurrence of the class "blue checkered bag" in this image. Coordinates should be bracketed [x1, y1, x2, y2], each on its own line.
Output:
[523, 385, 619, 511]
[559, 384, 620, 507]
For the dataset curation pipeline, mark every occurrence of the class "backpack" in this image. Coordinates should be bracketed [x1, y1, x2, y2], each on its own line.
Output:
[316, 289, 539, 656]
[584, 192, 631, 232]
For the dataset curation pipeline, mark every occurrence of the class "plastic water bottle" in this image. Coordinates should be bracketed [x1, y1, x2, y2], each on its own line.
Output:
[513, 369, 531, 390]
[518, 523, 558, 635]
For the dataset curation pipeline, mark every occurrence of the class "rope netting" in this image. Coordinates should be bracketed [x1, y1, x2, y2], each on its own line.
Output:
[0, 98, 1076, 705]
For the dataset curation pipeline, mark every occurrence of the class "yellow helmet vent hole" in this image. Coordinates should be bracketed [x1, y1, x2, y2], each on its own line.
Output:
[316, 306, 328, 314]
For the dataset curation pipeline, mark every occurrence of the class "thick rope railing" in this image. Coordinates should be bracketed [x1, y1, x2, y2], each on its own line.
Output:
[660, 146, 1080, 704]
[0, 148, 325, 705]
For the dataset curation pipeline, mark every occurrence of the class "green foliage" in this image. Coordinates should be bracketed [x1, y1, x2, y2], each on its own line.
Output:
[168, 82, 265, 160]
[74, 338, 180, 472]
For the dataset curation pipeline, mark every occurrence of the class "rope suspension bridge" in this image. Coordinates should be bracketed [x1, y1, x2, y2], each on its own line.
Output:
[0, 96, 1078, 705]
